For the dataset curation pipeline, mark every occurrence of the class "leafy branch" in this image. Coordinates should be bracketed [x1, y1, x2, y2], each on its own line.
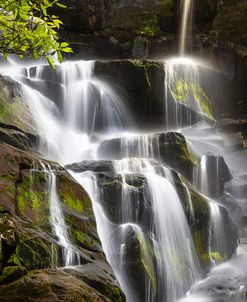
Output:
[0, 0, 72, 67]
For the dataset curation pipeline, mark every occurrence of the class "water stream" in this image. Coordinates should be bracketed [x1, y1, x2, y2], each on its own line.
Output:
[0, 0, 246, 300]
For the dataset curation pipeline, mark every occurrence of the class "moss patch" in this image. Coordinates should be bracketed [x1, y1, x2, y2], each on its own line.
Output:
[171, 79, 214, 120]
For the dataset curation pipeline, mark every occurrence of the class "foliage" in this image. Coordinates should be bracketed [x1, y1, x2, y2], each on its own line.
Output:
[213, 0, 247, 47]
[135, 0, 174, 37]
[135, 9, 161, 38]
[0, 0, 72, 66]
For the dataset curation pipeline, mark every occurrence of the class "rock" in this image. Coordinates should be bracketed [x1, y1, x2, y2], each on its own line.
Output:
[0, 269, 121, 302]
[97, 131, 198, 181]
[0, 143, 124, 299]
[70, 159, 238, 274]
[132, 36, 149, 58]
[195, 154, 232, 198]
[64, 262, 125, 302]
[0, 75, 36, 135]
[225, 174, 247, 199]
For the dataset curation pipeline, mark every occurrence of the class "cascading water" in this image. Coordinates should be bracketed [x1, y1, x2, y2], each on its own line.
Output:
[71, 158, 200, 302]
[0, 0, 242, 299]
[42, 163, 80, 267]
[179, 0, 193, 55]
[4, 60, 132, 164]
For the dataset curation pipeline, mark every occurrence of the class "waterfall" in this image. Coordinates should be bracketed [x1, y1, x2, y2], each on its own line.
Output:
[3, 60, 132, 164]
[164, 58, 214, 127]
[208, 201, 227, 266]
[179, 0, 193, 55]
[0, 56, 238, 301]
[71, 158, 200, 302]
[42, 163, 80, 267]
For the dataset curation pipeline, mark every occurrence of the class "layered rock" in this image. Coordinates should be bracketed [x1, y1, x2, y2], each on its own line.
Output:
[97, 131, 198, 181]
[68, 159, 238, 276]
[0, 75, 37, 151]
[0, 143, 125, 301]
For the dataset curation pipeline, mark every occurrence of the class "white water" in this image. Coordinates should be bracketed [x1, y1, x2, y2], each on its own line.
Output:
[208, 201, 227, 266]
[2, 60, 132, 164]
[42, 164, 80, 267]
[71, 158, 200, 302]
[0, 56, 241, 301]
[147, 173, 200, 301]
[164, 58, 213, 127]
[179, 0, 193, 55]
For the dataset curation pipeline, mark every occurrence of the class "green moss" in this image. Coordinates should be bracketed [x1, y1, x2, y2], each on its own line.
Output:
[16, 238, 52, 270]
[0, 79, 33, 133]
[0, 265, 27, 284]
[7, 254, 22, 266]
[200, 251, 225, 263]
[17, 172, 50, 226]
[134, 0, 174, 37]
[136, 232, 157, 294]
[131, 60, 163, 89]
[171, 80, 214, 120]
[75, 230, 92, 248]
[64, 193, 83, 214]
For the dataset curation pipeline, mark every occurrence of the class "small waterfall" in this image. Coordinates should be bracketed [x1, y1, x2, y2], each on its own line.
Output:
[208, 201, 227, 266]
[4, 60, 132, 164]
[146, 172, 200, 301]
[71, 158, 200, 302]
[196, 155, 210, 196]
[41, 164, 80, 267]
[164, 58, 213, 127]
[179, 0, 193, 55]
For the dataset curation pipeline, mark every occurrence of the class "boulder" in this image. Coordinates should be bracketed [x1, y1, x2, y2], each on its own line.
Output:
[0, 143, 125, 300]
[0, 269, 123, 302]
[69, 159, 238, 276]
[97, 131, 198, 181]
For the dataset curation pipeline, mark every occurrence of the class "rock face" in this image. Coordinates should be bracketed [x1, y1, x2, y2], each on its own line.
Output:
[69, 159, 238, 278]
[97, 131, 198, 181]
[0, 75, 37, 152]
[0, 143, 125, 301]
[0, 269, 120, 302]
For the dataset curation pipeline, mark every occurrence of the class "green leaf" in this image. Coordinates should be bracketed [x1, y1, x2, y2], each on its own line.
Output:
[56, 3, 67, 8]
[60, 42, 69, 48]
[57, 50, 63, 63]
[47, 56, 56, 69]
[61, 47, 73, 53]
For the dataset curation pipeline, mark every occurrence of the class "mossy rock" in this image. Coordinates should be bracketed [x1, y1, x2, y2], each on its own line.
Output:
[0, 75, 35, 134]
[0, 265, 27, 285]
[57, 173, 92, 216]
[97, 131, 199, 181]
[17, 170, 50, 229]
[0, 269, 118, 302]
[15, 238, 51, 270]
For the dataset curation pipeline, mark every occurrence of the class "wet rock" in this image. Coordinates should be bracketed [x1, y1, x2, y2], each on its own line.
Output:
[225, 174, 247, 199]
[0, 269, 119, 302]
[0, 75, 36, 135]
[97, 131, 198, 181]
[66, 160, 115, 173]
[64, 262, 125, 302]
[196, 154, 232, 198]
[0, 143, 124, 299]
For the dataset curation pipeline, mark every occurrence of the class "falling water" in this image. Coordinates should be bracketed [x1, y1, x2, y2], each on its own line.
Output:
[146, 172, 200, 301]
[0, 54, 239, 301]
[42, 164, 80, 267]
[179, 0, 193, 55]
[164, 58, 214, 128]
[71, 157, 200, 302]
[208, 201, 227, 266]
[3, 60, 132, 164]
